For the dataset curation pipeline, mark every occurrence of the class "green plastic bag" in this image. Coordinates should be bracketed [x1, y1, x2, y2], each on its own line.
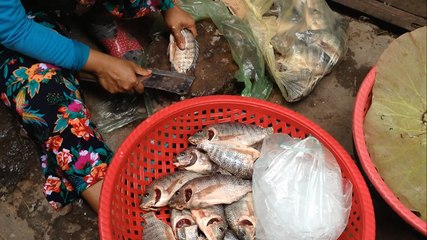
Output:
[179, 0, 273, 100]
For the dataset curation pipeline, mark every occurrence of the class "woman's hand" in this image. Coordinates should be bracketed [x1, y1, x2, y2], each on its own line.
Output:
[82, 49, 151, 94]
[163, 6, 197, 50]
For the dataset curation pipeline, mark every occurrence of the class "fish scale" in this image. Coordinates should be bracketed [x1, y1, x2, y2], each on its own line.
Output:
[191, 205, 228, 240]
[168, 174, 252, 209]
[198, 140, 259, 179]
[188, 123, 274, 146]
[169, 29, 199, 73]
[142, 212, 175, 240]
[224, 193, 256, 240]
[211, 144, 252, 178]
[176, 225, 200, 240]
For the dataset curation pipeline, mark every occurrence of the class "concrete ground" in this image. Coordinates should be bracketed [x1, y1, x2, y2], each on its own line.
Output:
[0, 7, 425, 240]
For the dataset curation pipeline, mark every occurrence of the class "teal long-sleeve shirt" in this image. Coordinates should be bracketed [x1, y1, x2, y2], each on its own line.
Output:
[0, 0, 90, 71]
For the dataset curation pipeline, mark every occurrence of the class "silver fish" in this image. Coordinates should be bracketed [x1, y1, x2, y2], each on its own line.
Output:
[140, 171, 203, 210]
[169, 29, 199, 73]
[197, 140, 260, 179]
[142, 212, 175, 240]
[224, 230, 239, 240]
[173, 146, 219, 174]
[171, 209, 197, 238]
[188, 123, 274, 146]
[191, 205, 228, 240]
[177, 224, 200, 240]
[169, 174, 252, 210]
[224, 193, 256, 240]
[213, 168, 233, 176]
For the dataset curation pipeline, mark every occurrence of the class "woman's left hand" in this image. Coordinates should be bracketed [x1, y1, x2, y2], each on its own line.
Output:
[163, 5, 197, 50]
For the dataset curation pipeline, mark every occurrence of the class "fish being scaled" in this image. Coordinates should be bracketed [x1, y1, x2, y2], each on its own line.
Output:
[169, 29, 199, 73]
[191, 205, 228, 240]
[171, 209, 197, 238]
[188, 123, 274, 146]
[140, 171, 203, 210]
[142, 212, 175, 240]
[197, 140, 260, 179]
[173, 146, 219, 174]
[224, 193, 256, 240]
[169, 174, 252, 210]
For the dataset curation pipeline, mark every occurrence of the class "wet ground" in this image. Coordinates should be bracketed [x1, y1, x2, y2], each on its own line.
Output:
[0, 8, 425, 240]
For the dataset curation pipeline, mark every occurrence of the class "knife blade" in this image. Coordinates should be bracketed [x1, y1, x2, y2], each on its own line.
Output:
[77, 68, 195, 96]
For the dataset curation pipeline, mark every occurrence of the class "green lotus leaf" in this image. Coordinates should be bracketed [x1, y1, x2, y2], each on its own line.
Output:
[364, 26, 426, 221]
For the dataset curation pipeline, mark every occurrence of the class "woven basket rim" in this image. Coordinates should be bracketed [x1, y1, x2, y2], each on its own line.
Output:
[352, 67, 427, 236]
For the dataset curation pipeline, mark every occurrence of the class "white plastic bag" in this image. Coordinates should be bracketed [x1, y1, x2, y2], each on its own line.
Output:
[253, 134, 352, 240]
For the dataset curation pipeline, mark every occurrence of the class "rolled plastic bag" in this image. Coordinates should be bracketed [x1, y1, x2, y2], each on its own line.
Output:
[90, 95, 147, 133]
[253, 134, 352, 240]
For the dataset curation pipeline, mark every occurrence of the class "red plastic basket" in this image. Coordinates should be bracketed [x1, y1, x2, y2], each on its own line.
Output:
[353, 67, 427, 236]
[99, 95, 375, 240]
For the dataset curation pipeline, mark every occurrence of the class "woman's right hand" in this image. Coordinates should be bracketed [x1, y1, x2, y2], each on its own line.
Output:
[82, 49, 151, 94]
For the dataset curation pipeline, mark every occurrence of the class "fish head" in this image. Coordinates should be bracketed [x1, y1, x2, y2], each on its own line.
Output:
[188, 127, 217, 144]
[173, 147, 197, 168]
[174, 217, 195, 229]
[142, 211, 157, 224]
[188, 129, 208, 145]
[140, 186, 162, 210]
[236, 218, 256, 240]
[203, 217, 227, 240]
[168, 186, 194, 210]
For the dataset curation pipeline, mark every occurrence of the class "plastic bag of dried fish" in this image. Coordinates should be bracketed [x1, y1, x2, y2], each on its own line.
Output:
[178, 0, 347, 101]
[243, 0, 349, 102]
[253, 134, 352, 240]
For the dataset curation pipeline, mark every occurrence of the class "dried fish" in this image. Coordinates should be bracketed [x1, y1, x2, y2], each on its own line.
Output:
[174, 146, 219, 174]
[188, 123, 273, 146]
[224, 193, 256, 240]
[197, 140, 260, 179]
[169, 29, 199, 73]
[142, 212, 175, 240]
[169, 174, 252, 210]
[191, 205, 228, 240]
[140, 171, 203, 210]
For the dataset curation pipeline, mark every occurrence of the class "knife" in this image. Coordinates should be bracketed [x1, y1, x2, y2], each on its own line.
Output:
[77, 68, 195, 96]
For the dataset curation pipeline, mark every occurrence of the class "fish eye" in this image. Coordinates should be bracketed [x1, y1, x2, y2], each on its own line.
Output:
[219, 227, 224, 232]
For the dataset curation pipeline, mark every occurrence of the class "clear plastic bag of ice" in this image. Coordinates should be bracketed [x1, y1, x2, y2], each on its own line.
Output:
[253, 134, 352, 240]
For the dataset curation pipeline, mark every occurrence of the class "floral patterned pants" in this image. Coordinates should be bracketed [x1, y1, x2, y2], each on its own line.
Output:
[0, 13, 113, 210]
